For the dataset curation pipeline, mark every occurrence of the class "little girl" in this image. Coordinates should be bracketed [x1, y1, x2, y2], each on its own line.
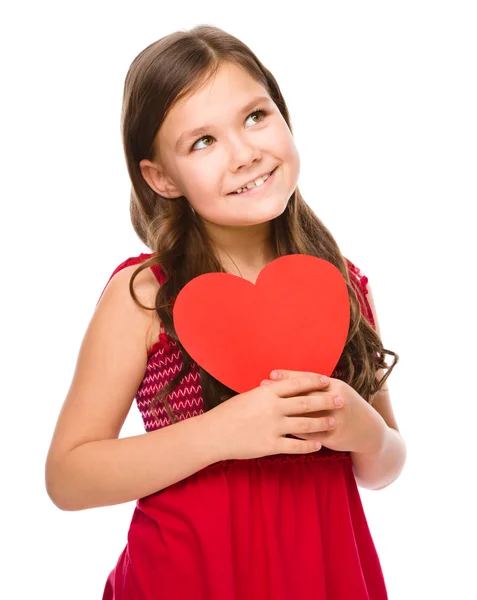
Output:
[45, 25, 406, 599]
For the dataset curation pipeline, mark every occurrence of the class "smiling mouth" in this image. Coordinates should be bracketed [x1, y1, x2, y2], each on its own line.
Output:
[227, 166, 278, 196]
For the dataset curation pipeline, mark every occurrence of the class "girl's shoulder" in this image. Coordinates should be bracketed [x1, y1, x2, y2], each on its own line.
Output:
[96, 252, 166, 353]
[100, 252, 165, 293]
[96, 252, 165, 302]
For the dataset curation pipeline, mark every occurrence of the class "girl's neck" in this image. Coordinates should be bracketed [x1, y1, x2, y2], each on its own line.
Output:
[203, 218, 277, 279]
[217, 245, 277, 283]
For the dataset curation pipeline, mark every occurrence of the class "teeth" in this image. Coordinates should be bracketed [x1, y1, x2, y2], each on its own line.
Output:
[233, 170, 272, 194]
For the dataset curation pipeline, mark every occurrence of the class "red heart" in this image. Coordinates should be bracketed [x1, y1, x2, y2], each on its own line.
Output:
[173, 254, 350, 394]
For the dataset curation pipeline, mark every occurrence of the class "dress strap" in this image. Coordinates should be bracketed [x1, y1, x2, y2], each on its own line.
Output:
[95, 252, 165, 306]
[345, 258, 376, 329]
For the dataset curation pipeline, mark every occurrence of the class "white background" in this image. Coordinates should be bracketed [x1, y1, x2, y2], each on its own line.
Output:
[2, 1, 476, 598]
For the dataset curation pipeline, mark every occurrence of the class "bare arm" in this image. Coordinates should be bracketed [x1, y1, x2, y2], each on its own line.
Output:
[351, 424, 407, 491]
[47, 413, 216, 511]
[351, 281, 407, 490]
[45, 264, 219, 512]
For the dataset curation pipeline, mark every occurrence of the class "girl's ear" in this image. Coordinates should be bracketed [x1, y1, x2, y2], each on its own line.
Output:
[139, 158, 182, 199]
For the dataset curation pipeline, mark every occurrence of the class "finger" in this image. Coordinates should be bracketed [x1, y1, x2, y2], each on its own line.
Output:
[272, 373, 330, 398]
[278, 436, 322, 454]
[292, 432, 327, 441]
[283, 392, 345, 416]
[282, 414, 335, 436]
[271, 370, 330, 385]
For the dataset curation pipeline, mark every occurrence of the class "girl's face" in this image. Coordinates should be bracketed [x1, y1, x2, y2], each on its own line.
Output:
[140, 62, 300, 230]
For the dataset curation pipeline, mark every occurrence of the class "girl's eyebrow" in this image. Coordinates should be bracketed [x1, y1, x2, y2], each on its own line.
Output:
[175, 95, 271, 150]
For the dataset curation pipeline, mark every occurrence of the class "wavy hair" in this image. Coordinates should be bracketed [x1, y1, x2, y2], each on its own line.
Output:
[120, 25, 398, 425]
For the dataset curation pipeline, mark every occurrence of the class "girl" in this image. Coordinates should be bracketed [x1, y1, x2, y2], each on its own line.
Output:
[45, 25, 407, 599]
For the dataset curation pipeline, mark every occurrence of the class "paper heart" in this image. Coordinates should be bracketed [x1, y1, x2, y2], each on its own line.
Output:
[173, 254, 350, 394]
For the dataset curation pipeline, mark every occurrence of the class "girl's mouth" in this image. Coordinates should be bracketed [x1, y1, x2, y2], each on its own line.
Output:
[227, 166, 278, 197]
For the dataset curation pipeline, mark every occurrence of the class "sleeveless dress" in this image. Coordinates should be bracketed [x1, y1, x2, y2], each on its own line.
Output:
[100, 252, 388, 600]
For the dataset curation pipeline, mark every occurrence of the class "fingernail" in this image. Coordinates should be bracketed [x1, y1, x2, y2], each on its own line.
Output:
[334, 396, 344, 407]
[320, 375, 329, 383]
[270, 371, 281, 380]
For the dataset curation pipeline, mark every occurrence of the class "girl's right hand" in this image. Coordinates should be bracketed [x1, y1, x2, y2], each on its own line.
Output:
[201, 373, 343, 461]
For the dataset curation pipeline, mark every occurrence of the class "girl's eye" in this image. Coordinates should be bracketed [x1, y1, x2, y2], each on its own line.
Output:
[190, 109, 268, 151]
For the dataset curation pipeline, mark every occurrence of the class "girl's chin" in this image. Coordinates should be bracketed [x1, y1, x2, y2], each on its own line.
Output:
[198, 200, 288, 228]
[227, 211, 284, 227]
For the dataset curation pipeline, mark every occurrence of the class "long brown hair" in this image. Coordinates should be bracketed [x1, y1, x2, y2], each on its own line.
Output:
[121, 25, 398, 425]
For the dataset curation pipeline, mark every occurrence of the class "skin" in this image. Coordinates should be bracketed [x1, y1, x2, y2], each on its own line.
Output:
[259, 289, 402, 458]
[260, 371, 388, 455]
[139, 61, 301, 279]
[259, 296, 407, 491]
[139, 61, 406, 489]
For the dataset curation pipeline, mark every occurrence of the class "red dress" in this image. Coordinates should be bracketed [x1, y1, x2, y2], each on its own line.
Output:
[100, 252, 388, 600]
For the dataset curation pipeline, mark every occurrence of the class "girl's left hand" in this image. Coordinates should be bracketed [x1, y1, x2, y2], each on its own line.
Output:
[260, 370, 387, 454]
